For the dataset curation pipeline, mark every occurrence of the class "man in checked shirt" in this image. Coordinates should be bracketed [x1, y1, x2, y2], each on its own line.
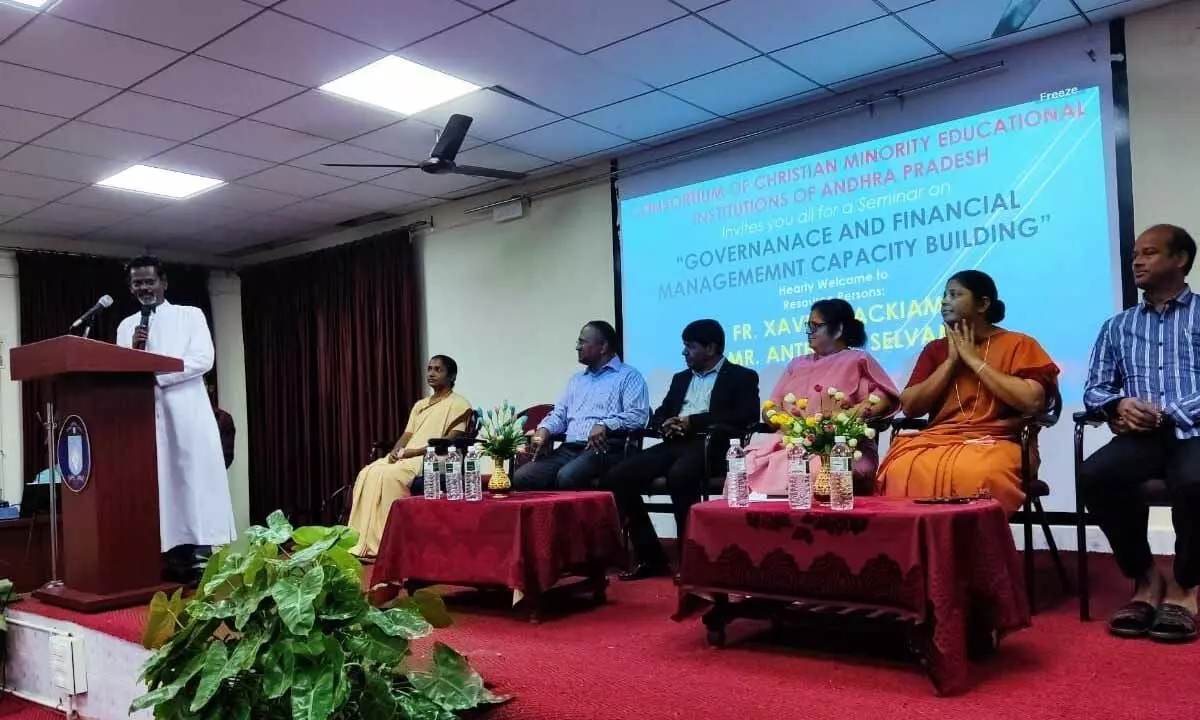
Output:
[1081, 224, 1199, 643]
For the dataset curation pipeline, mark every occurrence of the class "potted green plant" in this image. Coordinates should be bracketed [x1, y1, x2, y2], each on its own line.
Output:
[132, 511, 506, 719]
[474, 403, 528, 496]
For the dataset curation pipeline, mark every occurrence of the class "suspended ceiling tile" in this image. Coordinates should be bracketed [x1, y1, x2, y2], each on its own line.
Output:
[497, 119, 627, 162]
[370, 169, 487, 198]
[494, 0, 686, 54]
[666, 56, 817, 116]
[0, 145, 127, 184]
[400, 15, 650, 115]
[198, 11, 386, 87]
[271, 198, 364, 224]
[589, 16, 757, 88]
[899, 0, 1079, 53]
[274, 0, 479, 51]
[412, 89, 561, 143]
[133, 56, 305, 116]
[702, 0, 888, 53]
[452, 143, 556, 174]
[0, 62, 121, 117]
[184, 183, 303, 212]
[317, 183, 427, 210]
[34, 121, 177, 162]
[0, 105, 66, 144]
[0, 194, 45, 215]
[289, 144, 412, 181]
[251, 90, 402, 141]
[576, 92, 717, 141]
[238, 165, 357, 197]
[50, 0, 261, 52]
[22, 202, 135, 228]
[771, 17, 938, 86]
[0, 14, 183, 88]
[81, 92, 238, 143]
[58, 185, 173, 213]
[348, 119, 453, 161]
[147, 144, 275, 182]
[193, 119, 333, 163]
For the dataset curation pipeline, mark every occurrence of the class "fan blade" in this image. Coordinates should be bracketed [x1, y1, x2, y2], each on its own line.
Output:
[452, 165, 528, 181]
[430, 114, 473, 162]
[322, 163, 422, 168]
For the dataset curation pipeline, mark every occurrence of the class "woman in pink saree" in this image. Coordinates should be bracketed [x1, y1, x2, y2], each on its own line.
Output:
[745, 299, 900, 495]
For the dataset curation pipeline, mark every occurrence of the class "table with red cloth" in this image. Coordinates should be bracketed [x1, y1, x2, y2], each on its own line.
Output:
[676, 497, 1029, 695]
[372, 491, 625, 620]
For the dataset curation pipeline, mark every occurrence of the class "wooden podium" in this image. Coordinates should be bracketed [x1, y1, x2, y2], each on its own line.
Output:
[9, 335, 182, 612]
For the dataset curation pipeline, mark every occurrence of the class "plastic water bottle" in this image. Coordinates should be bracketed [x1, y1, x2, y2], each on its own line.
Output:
[444, 446, 463, 501]
[422, 447, 440, 500]
[829, 436, 854, 511]
[786, 438, 812, 510]
[463, 444, 483, 502]
[725, 439, 749, 508]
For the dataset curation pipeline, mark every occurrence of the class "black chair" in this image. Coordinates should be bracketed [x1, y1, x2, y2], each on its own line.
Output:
[622, 422, 760, 542]
[1072, 410, 1171, 622]
[889, 389, 1071, 613]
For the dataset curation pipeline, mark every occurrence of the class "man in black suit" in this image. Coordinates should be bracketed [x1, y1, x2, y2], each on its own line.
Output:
[606, 319, 759, 580]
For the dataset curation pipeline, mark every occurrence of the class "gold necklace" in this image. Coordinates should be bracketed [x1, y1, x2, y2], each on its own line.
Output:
[954, 336, 992, 422]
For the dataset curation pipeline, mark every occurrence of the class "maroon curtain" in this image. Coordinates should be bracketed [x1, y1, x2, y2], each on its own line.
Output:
[241, 229, 419, 525]
[15, 251, 213, 482]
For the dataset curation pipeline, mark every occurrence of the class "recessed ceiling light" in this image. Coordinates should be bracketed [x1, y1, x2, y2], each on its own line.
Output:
[4, 0, 54, 9]
[96, 165, 223, 199]
[320, 56, 480, 116]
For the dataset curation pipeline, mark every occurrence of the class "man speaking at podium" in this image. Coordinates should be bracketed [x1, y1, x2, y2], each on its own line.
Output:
[116, 256, 236, 584]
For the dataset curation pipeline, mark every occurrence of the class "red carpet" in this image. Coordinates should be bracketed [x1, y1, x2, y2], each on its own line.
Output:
[9, 554, 1198, 719]
[9, 598, 146, 645]
[0, 696, 62, 718]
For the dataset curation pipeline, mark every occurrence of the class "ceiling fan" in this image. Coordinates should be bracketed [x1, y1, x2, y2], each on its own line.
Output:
[323, 114, 528, 181]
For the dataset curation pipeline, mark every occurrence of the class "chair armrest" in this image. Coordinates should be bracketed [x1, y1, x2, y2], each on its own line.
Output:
[627, 427, 662, 442]
[1030, 412, 1060, 429]
[890, 416, 929, 432]
[747, 422, 774, 435]
[1073, 409, 1106, 427]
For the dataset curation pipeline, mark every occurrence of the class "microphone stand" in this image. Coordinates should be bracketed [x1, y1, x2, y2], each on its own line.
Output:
[81, 324, 92, 340]
[43, 402, 62, 589]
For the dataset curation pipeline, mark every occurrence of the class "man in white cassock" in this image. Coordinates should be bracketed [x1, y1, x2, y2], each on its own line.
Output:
[116, 256, 236, 582]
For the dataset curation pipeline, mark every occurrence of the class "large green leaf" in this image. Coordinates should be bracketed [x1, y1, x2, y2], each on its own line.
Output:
[406, 642, 508, 712]
[322, 546, 365, 585]
[318, 576, 367, 623]
[129, 642, 208, 712]
[394, 691, 458, 720]
[398, 589, 453, 629]
[282, 532, 342, 569]
[197, 545, 231, 599]
[358, 673, 396, 719]
[246, 511, 293, 546]
[260, 643, 295, 700]
[289, 631, 327, 658]
[343, 626, 410, 664]
[322, 634, 350, 712]
[365, 606, 432, 640]
[289, 664, 336, 720]
[270, 565, 324, 636]
[232, 577, 273, 631]
[141, 591, 175, 649]
[291, 525, 334, 547]
[188, 640, 229, 711]
[202, 551, 250, 597]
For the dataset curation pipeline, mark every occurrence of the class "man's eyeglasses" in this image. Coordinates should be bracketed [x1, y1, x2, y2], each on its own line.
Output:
[805, 322, 827, 335]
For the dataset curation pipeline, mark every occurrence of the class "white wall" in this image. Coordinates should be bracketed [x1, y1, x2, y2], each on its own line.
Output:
[209, 271, 250, 533]
[1123, 0, 1200, 548]
[416, 183, 615, 412]
[0, 251, 21, 504]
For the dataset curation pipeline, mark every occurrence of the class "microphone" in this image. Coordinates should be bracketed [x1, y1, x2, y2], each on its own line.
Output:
[133, 306, 153, 350]
[69, 295, 114, 330]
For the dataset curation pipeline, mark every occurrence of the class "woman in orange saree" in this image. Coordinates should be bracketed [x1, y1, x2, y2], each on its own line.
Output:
[877, 270, 1059, 513]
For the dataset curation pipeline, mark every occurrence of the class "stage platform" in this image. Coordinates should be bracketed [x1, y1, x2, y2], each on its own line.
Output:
[1, 553, 1196, 720]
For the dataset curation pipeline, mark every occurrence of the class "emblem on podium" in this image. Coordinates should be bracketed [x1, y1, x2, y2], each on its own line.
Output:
[57, 415, 92, 493]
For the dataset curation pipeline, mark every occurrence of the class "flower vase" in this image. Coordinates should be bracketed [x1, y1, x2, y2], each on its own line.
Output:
[814, 452, 831, 502]
[488, 456, 512, 497]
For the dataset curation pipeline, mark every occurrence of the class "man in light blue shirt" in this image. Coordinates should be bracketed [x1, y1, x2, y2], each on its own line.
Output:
[514, 321, 650, 490]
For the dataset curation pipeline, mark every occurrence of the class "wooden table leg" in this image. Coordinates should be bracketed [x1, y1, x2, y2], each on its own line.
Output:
[703, 593, 731, 647]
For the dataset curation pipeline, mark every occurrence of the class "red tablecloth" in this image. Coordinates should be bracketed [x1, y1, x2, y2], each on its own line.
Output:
[679, 497, 1029, 694]
[373, 491, 624, 597]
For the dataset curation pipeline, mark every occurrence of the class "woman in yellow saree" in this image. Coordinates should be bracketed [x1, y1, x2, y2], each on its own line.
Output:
[349, 355, 471, 557]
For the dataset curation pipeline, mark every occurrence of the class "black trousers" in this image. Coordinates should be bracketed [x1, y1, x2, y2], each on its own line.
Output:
[605, 437, 717, 566]
[1078, 429, 1200, 589]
